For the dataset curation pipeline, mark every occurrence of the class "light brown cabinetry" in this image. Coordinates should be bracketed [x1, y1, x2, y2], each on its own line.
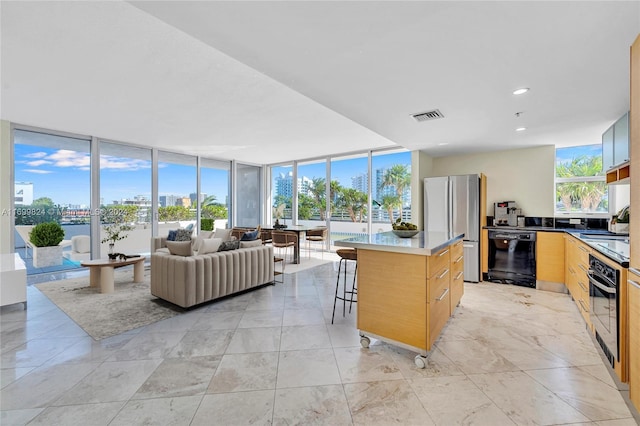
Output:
[450, 240, 464, 313]
[629, 269, 640, 409]
[356, 242, 461, 356]
[536, 232, 565, 289]
[564, 235, 592, 328]
[630, 34, 639, 270]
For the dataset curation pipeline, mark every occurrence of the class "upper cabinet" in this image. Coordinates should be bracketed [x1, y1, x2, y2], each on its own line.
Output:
[604, 111, 631, 184]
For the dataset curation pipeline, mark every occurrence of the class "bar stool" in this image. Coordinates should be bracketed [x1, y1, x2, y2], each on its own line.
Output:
[332, 248, 357, 324]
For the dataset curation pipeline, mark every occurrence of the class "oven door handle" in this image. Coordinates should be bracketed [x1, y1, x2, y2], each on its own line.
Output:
[588, 274, 616, 295]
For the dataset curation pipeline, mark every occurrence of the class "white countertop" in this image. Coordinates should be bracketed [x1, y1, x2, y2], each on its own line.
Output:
[334, 231, 464, 255]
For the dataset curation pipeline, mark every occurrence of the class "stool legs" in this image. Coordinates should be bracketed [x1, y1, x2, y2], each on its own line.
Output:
[331, 258, 357, 324]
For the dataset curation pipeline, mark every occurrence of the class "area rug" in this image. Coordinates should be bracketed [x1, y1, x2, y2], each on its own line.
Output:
[282, 257, 333, 274]
[35, 270, 183, 340]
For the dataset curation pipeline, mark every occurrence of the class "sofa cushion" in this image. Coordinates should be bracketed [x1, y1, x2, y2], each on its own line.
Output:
[175, 228, 193, 242]
[167, 229, 178, 241]
[193, 231, 214, 252]
[218, 240, 240, 252]
[241, 229, 260, 241]
[240, 239, 263, 248]
[213, 228, 233, 242]
[166, 240, 193, 256]
[200, 238, 223, 254]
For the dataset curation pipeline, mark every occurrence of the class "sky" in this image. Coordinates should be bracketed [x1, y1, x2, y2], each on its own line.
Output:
[14, 144, 410, 207]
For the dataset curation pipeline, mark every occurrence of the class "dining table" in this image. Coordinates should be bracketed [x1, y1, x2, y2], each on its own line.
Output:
[261, 224, 313, 264]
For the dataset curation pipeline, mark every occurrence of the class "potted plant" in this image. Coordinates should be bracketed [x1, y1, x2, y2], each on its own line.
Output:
[101, 222, 133, 258]
[30, 222, 65, 267]
[273, 204, 286, 229]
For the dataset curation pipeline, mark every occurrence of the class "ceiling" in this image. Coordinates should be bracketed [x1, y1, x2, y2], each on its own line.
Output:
[2, 1, 639, 165]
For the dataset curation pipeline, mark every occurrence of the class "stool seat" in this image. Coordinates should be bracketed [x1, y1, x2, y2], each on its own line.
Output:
[336, 249, 357, 261]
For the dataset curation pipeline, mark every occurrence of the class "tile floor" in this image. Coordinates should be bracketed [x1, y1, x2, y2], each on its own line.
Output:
[1, 262, 639, 425]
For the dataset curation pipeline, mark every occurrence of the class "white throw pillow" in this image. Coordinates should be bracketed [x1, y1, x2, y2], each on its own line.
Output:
[213, 228, 233, 242]
[166, 241, 193, 257]
[199, 238, 223, 254]
[240, 239, 263, 248]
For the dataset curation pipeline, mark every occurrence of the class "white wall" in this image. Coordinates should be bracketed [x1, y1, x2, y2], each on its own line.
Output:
[1, 121, 12, 254]
[411, 150, 434, 230]
[428, 145, 556, 218]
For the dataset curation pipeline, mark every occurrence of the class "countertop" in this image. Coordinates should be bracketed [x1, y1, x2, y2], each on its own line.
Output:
[484, 226, 629, 267]
[334, 231, 464, 256]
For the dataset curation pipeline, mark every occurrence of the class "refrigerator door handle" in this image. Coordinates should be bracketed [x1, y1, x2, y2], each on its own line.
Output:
[447, 179, 453, 235]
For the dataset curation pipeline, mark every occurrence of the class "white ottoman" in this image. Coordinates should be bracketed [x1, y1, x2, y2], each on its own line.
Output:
[72, 235, 91, 254]
[0, 253, 27, 309]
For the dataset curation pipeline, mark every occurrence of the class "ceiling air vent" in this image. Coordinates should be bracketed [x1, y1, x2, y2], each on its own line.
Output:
[411, 109, 444, 122]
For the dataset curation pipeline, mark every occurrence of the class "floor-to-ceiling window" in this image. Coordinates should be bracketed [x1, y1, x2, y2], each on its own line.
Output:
[271, 164, 293, 226]
[236, 163, 261, 227]
[330, 153, 369, 244]
[157, 151, 197, 236]
[200, 158, 230, 231]
[13, 128, 91, 274]
[371, 150, 412, 232]
[99, 141, 152, 256]
[296, 159, 327, 228]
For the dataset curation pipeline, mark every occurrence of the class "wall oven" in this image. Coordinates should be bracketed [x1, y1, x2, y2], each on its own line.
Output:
[487, 230, 536, 288]
[588, 254, 619, 367]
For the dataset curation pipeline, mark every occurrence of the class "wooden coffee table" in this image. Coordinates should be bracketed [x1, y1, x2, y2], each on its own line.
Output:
[81, 256, 145, 294]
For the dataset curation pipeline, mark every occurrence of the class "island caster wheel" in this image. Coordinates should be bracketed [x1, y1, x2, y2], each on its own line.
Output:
[414, 355, 427, 369]
[360, 336, 370, 348]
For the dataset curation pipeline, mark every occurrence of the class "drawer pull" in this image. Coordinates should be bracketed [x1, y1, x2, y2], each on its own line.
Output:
[454, 255, 464, 264]
[438, 249, 450, 257]
[578, 281, 587, 292]
[578, 299, 588, 312]
[436, 268, 449, 280]
[630, 279, 640, 290]
[568, 267, 576, 275]
[578, 264, 588, 273]
[455, 271, 463, 280]
[436, 288, 449, 301]
[578, 246, 589, 253]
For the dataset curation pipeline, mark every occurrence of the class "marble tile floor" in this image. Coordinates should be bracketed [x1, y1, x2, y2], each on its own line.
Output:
[1, 263, 639, 425]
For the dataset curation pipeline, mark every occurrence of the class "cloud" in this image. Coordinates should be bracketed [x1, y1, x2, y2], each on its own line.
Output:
[100, 156, 151, 171]
[26, 160, 53, 167]
[24, 152, 48, 159]
[23, 169, 54, 174]
[47, 150, 90, 168]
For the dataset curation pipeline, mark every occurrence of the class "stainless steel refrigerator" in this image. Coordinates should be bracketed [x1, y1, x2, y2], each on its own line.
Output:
[424, 174, 480, 282]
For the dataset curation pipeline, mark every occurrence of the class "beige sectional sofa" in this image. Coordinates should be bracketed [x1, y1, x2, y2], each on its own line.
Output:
[151, 244, 274, 308]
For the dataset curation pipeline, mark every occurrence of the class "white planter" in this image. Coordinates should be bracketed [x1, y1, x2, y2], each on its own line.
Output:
[612, 223, 629, 234]
[33, 245, 63, 268]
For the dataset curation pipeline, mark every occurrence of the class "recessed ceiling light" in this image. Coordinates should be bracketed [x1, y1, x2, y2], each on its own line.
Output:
[516, 127, 527, 132]
[438, 142, 449, 146]
[513, 88, 529, 95]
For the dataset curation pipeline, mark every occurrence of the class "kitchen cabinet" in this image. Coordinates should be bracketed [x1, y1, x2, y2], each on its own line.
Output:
[628, 268, 640, 409]
[536, 231, 565, 291]
[630, 34, 639, 270]
[604, 112, 631, 184]
[450, 240, 464, 314]
[564, 235, 592, 328]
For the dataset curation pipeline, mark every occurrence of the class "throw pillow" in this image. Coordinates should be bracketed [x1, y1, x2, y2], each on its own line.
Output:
[241, 229, 260, 241]
[166, 241, 193, 256]
[185, 223, 194, 231]
[213, 228, 233, 242]
[167, 229, 178, 241]
[175, 228, 193, 242]
[199, 238, 223, 254]
[218, 240, 240, 252]
[240, 239, 263, 248]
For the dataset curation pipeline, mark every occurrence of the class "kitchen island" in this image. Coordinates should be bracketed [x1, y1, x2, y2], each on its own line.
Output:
[335, 231, 464, 367]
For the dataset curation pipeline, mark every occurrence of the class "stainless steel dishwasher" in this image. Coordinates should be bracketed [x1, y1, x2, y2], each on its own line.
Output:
[487, 229, 537, 287]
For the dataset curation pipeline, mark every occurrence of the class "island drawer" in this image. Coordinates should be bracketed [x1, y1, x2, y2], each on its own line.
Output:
[428, 246, 450, 279]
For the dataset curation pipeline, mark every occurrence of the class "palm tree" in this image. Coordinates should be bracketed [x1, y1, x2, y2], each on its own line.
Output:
[381, 164, 410, 220]
[339, 188, 368, 222]
[201, 195, 217, 207]
[556, 155, 604, 212]
[381, 195, 402, 223]
[307, 177, 327, 220]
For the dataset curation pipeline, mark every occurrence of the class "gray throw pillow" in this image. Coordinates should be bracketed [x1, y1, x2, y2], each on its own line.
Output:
[175, 228, 193, 242]
[166, 241, 193, 256]
[218, 240, 240, 252]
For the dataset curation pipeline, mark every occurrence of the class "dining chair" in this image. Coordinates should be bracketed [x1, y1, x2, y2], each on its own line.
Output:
[305, 227, 328, 258]
[271, 230, 297, 264]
